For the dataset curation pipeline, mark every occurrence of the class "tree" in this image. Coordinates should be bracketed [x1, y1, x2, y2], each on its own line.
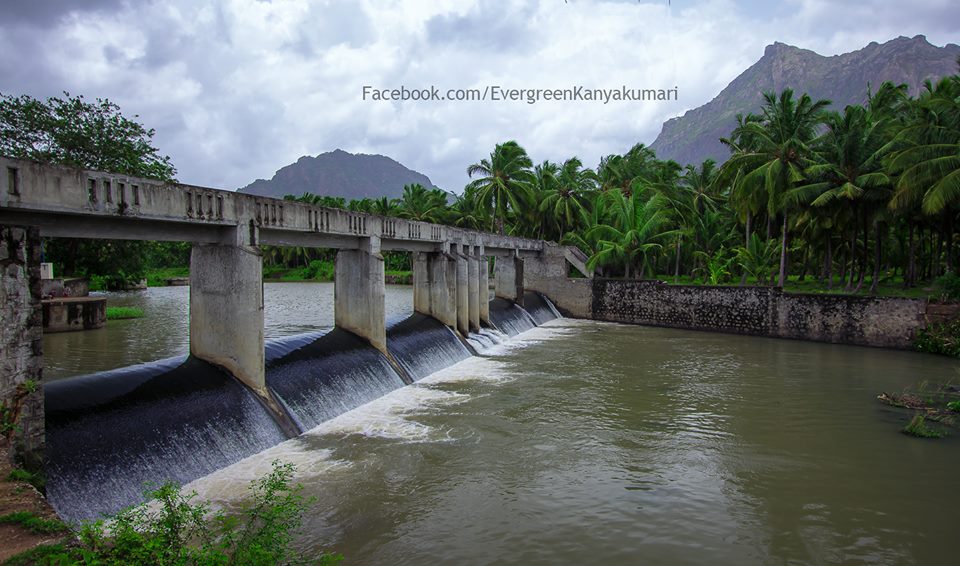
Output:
[1, 91, 179, 287]
[587, 191, 675, 279]
[466, 140, 535, 234]
[717, 89, 831, 286]
[0, 91, 175, 180]
[539, 157, 595, 240]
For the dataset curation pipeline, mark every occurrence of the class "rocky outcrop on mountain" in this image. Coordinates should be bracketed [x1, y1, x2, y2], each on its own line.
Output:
[650, 36, 960, 166]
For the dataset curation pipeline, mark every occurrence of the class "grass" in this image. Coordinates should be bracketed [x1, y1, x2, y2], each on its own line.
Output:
[385, 270, 413, 285]
[2, 544, 71, 566]
[7, 468, 44, 492]
[105, 306, 144, 320]
[902, 414, 946, 438]
[146, 266, 189, 287]
[0, 512, 68, 535]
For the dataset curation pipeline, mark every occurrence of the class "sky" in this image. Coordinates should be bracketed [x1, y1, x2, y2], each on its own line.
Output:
[1, 0, 958, 192]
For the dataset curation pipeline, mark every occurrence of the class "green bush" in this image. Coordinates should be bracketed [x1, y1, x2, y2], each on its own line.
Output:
[936, 272, 960, 301]
[8, 461, 340, 565]
[915, 320, 960, 357]
[903, 414, 945, 438]
[302, 260, 334, 281]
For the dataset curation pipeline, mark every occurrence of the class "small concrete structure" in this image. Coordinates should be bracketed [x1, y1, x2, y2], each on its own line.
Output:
[41, 296, 106, 332]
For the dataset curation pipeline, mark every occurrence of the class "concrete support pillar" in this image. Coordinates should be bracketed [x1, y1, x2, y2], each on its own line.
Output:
[413, 252, 431, 316]
[335, 236, 386, 353]
[412, 251, 458, 329]
[456, 245, 470, 336]
[479, 255, 490, 324]
[428, 253, 458, 328]
[190, 239, 265, 395]
[467, 250, 481, 332]
[495, 254, 524, 303]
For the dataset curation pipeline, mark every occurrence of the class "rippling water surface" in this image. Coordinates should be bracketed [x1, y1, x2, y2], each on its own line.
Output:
[187, 319, 960, 565]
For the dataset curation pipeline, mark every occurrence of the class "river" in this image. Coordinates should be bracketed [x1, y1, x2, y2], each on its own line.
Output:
[44, 285, 960, 564]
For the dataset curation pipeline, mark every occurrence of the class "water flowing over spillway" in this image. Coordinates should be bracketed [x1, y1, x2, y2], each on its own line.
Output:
[386, 314, 472, 381]
[265, 329, 407, 432]
[44, 357, 288, 523]
[43, 294, 561, 523]
[488, 297, 538, 336]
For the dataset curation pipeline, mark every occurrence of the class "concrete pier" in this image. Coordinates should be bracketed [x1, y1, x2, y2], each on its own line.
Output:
[190, 239, 266, 395]
[335, 236, 387, 353]
[479, 252, 490, 324]
[495, 254, 524, 304]
[456, 246, 470, 336]
[468, 250, 481, 332]
[413, 251, 458, 329]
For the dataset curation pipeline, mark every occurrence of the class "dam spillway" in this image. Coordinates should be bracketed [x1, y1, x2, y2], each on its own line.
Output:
[43, 294, 561, 523]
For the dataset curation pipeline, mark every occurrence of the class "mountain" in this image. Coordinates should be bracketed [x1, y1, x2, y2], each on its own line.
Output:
[649, 35, 960, 166]
[238, 149, 437, 199]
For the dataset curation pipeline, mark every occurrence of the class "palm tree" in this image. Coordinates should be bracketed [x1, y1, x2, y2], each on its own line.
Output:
[540, 157, 595, 239]
[889, 76, 960, 275]
[586, 191, 676, 279]
[717, 89, 831, 286]
[466, 140, 535, 235]
[449, 187, 489, 231]
[398, 183, 447, 223]
[788, 102, 896, 292]
[371, 196, 401, 217]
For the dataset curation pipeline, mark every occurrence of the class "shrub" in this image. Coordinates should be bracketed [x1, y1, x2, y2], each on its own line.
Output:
[302, 260, 334, 281]
[915, 319, 960, 357]
[902, 414, 945, 438]
[10, 461, 341, 565]
[936, 272, 960, 301]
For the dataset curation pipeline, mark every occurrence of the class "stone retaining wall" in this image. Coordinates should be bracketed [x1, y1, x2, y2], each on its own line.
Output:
[0, 225, 44, 471]
[591, 279, 950, 349]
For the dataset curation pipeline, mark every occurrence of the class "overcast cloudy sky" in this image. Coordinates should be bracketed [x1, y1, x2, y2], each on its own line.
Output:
[1, 0, 958, 191]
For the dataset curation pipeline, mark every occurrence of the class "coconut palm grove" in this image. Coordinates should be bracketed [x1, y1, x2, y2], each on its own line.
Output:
[275, 72, 960, 299]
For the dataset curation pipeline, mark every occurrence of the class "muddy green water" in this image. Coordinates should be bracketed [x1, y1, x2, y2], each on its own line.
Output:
[186, 319, 960, 565]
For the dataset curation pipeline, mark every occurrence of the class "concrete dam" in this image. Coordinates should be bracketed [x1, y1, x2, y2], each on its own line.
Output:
[0, 156, 586, 522]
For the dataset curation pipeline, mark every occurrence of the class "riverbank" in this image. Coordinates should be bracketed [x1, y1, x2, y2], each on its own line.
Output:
[0, 445, 68, 563]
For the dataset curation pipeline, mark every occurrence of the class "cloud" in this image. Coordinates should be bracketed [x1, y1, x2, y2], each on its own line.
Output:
[0, 0, 957, 192]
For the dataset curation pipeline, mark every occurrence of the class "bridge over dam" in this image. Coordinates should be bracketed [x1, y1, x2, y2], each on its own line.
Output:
[0, 155, 595, 385]
[0, 155, 597, 518]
